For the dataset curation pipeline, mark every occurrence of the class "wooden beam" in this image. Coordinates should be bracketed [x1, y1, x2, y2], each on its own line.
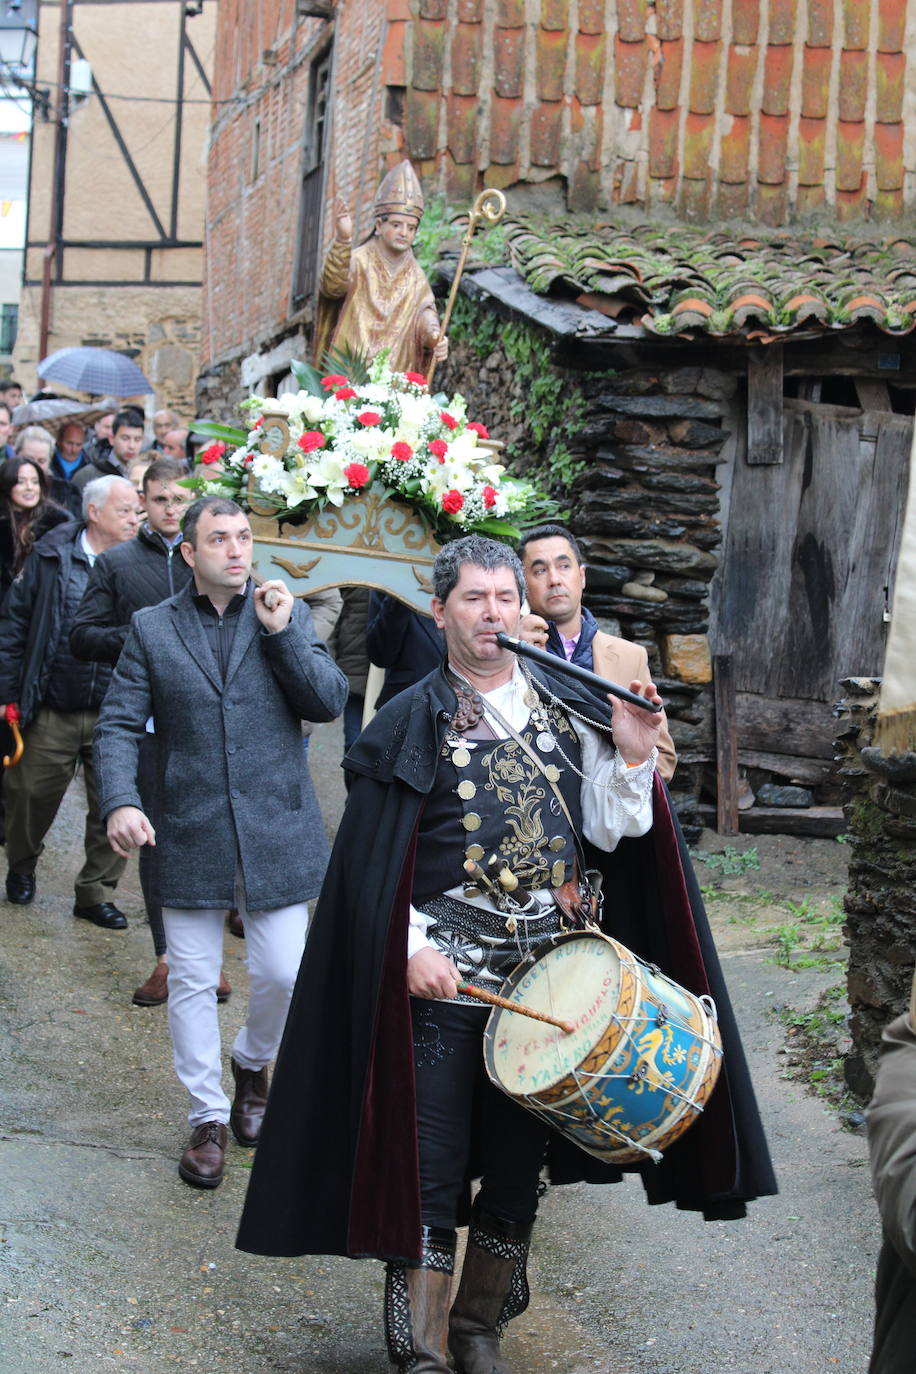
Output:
[697, 804, 845, 837]
[714, 654, 739, 835]
[746, 346, 784, 464]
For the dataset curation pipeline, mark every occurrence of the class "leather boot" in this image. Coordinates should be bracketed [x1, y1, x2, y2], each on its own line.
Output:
[229, 1057, 269, 1146]
[448, 1207, 534, 1374]
[178, 1121, 227, 1189]
[384, 1226, 456, 1372]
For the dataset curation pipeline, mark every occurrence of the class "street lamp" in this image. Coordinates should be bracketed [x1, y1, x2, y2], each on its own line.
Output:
[0, 0, 38, 82]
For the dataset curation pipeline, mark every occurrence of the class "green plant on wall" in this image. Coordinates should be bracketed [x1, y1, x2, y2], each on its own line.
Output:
[445, 294, 592, 492]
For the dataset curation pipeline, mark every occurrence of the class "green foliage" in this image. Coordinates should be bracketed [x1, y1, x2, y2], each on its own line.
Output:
[691, 845, 761, 876]
[415, 195, 509, 275]
[446, 294, 589, 492]
[189, 420, 248, 446]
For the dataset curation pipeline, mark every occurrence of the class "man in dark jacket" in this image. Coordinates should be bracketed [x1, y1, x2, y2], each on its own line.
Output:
[73, 408, 145, 491]
[365, 589, 444, 708]
[71, 457, 197, 1005]
[94, 496, 348, 1190]
[0, 475, 140, 922]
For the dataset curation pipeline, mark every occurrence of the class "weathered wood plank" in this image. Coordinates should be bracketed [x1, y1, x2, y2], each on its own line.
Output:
[746, 346, 784, 464]
[854, 379, 893, 412]
[735, 692, 837, 759]
[735, 750, 836, 784]
[696, 803, 845, 837]
[714, 655, 739, 835]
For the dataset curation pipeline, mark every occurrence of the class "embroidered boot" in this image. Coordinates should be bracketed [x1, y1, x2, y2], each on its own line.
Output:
[384, 1226, 456, 1372]
[448, 1206, 534, 1374]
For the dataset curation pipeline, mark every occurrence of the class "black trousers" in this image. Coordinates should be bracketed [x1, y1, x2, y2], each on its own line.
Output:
[411, 998, 550, 1231]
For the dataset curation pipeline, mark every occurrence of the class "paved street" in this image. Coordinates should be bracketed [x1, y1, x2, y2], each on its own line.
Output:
[1, 718, 879, 1373]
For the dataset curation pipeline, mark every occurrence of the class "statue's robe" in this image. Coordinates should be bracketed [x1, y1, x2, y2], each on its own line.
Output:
[314, 236, 440, 377]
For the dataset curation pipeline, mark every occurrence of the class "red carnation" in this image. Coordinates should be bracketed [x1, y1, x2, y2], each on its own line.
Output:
[344, 462, 370, 489]
[252, 417, 263, 429]
[335, 387, 357, 401]
[357, 410, 382, 427]
[483, 484, 497, 509]
[391, 441, 413, 462]
[404, 371, 428, 387]
[200, 442, 227, 465]
[297, 430, 326, 453]
[440, 410, 458, 430]
[322, 373, 348, 390]
[468, 421, 490, 439]
[441, 489, 464, 514]
[428, 439, 448, 461]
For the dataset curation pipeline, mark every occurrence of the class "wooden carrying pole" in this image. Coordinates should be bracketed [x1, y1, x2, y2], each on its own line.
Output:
[426, 188, 506, 390]
[714, 654, 739, 835]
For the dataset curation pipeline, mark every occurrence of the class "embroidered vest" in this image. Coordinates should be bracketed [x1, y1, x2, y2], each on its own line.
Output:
[411, 710, 583, 907]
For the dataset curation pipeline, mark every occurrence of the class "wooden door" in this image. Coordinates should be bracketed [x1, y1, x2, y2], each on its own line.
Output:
[714, 398, 912, 765]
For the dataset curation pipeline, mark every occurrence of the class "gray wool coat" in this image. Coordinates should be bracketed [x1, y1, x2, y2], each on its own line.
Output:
[94, 581, 348, 911]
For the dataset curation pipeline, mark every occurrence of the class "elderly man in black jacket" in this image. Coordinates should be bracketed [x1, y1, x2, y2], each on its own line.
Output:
[94, 495, 348, 1190]
[0, 474, 140, 921]
[70, 457, 203, 1007]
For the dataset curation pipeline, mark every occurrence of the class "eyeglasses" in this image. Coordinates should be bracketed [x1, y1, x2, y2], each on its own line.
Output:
[148, 495, 190, 509]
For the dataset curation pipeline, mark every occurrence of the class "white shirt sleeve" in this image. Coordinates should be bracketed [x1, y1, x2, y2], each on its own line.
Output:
[407, 903, 434, 960]
[571, 715, 656, 851]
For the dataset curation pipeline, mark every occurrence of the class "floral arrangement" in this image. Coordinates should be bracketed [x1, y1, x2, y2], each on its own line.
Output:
[188, 354, 559, 543]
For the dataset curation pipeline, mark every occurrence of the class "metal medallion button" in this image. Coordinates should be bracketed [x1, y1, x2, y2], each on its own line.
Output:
[457, 779, 477, 800]
[548, 835, 566, 852]
[551, 860, 566, 887]
[536, 732, 556, 752]
[462, 812, 482, 832]
[465, 843, 485, 861]
[544, 764, 561, 783]
[452, 748, 471, 767]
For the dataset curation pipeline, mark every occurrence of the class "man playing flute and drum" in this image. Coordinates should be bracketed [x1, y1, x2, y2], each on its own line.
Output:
[237, 536, 776, 1373]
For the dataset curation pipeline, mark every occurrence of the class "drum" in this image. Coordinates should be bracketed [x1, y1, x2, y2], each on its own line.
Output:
[483, 931, 723, 1165]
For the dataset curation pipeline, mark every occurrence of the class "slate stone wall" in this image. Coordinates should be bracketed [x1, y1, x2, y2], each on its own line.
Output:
[836, 678, 916, 1100]
[438, 339, 733, 836]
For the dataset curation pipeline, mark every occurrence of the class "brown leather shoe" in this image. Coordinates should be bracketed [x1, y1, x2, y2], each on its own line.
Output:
[227, 908, 245, 938]
[216, 969, 231, 1003]
[230, 1057, 269, 1147]
[178, 1121, 228, 1189]
[132, 961, 169, 1007]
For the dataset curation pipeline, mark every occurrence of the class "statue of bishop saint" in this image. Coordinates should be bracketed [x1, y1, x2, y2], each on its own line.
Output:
[314, 160, 449, 378]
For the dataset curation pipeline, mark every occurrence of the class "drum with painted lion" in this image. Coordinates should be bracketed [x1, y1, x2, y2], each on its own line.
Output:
[483, 930, 723, 1165]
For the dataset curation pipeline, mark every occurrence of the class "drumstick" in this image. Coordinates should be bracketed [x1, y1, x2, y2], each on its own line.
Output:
[456, 981, 575, 1034]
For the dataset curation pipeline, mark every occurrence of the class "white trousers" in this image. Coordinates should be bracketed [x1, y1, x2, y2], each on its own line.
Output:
[162, 901, 309, 1127]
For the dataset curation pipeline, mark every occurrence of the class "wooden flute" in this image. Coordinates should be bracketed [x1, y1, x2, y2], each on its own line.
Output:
[494, 632, 662, 713]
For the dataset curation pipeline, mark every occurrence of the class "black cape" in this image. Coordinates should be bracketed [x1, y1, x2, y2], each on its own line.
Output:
[237, 662, 777, 1262]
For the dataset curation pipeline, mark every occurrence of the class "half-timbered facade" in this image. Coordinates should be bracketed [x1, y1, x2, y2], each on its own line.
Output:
[13, 0, 216, 415]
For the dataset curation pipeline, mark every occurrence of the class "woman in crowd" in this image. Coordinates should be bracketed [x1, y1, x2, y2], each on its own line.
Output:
[0, 454, 73, 603]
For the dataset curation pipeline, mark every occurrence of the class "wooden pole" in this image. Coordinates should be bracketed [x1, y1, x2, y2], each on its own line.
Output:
[714, 653, 740, 835]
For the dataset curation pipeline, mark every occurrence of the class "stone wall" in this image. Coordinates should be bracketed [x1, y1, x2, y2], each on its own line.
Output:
[837, 677, 916, 1100]
[438, 330, 730, 835]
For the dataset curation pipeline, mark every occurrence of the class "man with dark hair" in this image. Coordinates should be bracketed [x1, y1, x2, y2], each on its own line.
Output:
[0, 378, 23, 410]
[94, 495, 347, 1189]
[73, 408, 145, 490]
[0, 475, 139, 921]
[519, 523, 678, 782]
[237, 534, 775, 1373]
[70, 457, 211, 1006]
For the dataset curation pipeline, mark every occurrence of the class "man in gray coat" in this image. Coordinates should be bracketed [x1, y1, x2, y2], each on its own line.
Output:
[94, 495, 348, 1189]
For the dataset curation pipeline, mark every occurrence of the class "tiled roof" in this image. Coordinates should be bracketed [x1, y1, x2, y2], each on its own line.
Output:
[502, 217, 916, 337]
[395, 0, 913, 225]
